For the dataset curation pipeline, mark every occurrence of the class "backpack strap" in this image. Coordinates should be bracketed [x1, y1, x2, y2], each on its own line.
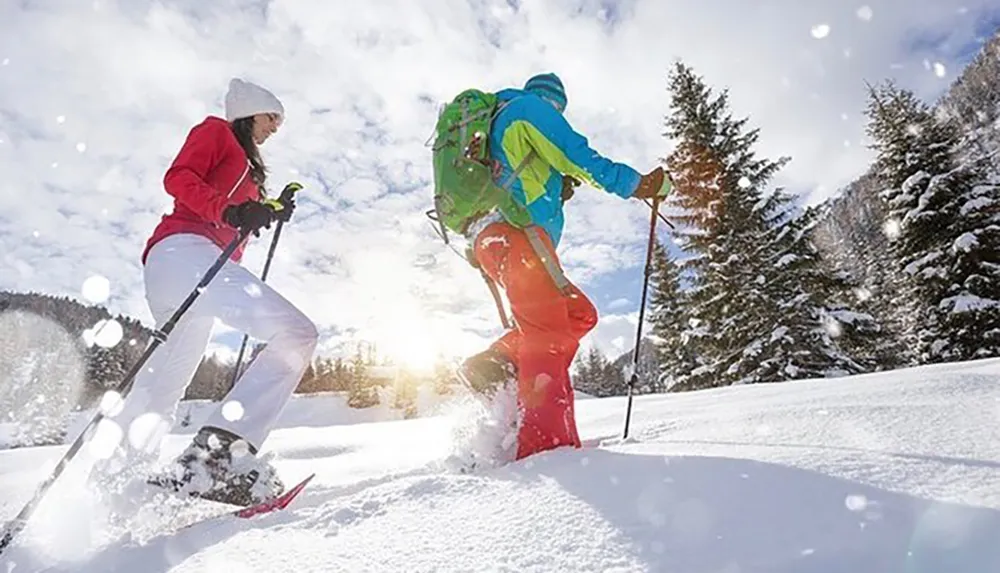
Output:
[461, 148, 537, 240]
[524, 225, 571, 293]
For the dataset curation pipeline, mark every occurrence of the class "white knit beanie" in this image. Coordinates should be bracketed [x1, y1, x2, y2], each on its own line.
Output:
[224, 78, 284, 122]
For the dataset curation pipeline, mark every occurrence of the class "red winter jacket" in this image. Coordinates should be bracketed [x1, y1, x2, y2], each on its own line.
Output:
[141, 116, 262, 265]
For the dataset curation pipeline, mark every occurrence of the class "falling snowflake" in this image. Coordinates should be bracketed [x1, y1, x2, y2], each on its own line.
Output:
[222, 400, 245, 421]
[811, 24, 830, 39]
[243, 283, 262, 298]
[845, 494, 868, 511]
[856, 6, 873, 21]
[76, 142, 87, 153]
[933, 62, 946, 78]
[56, 115, 66, 124]
[1, 58, 8, 66]
[824, 317, 843, 338]
[82, 274, 110, 303]
[230, 439, 252, 459]
[99, 390, 124, 416]
[83, 318, 123, 348]
[128, 412, 167, 451]
[87, 418, 124, 459]
[883, 218, 902, 239]
[738, 176, 751, 188]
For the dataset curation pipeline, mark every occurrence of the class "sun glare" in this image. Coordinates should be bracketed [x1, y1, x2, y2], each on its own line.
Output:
[367, 315, 486, 375]
[348, 254, 495, 374]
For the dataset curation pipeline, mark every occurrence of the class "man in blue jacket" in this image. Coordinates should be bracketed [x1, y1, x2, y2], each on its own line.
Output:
[459, 72, 671, 461]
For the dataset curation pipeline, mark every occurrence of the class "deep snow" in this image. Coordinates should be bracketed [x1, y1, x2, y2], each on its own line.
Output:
[2, 358, 1000, 572]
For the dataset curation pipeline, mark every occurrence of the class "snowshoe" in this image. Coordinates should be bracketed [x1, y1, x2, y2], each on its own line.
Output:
[147, 425, 285, 508]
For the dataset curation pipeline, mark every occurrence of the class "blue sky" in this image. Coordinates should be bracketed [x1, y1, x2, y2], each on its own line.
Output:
[1, 0, 999, 370]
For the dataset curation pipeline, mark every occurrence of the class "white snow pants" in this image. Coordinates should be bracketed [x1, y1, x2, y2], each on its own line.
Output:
[105, 233, 317, 460]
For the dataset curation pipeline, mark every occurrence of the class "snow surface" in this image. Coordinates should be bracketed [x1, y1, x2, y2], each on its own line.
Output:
[3, 359, 1000, 572]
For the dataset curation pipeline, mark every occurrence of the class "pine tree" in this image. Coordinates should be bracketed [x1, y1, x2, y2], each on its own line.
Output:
[812, 261, 888, 372]
[663, 61, 878, 388]
[393, 369, 419, 418]
[573, 345, 611, 397]
[347, 347, 378, 408]
[865, 80, 1000, 362]
[751, 196, 878, 379]
[646, 239, 693, 390]
[663, 61, 788, 389]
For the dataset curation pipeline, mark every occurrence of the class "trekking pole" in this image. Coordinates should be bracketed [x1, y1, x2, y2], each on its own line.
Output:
[622, 193, 663, 440]
[480, 270, 511, 329]
[0, 228, 251, 556]
[642, 198, 675, 230]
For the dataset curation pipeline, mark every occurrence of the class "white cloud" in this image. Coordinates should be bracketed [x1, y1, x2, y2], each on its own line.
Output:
[581, 311, 640, 361]
[0, 0, 994, 366]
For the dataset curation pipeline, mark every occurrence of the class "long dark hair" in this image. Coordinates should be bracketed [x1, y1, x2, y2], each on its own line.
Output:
[231, 117, 267, 187]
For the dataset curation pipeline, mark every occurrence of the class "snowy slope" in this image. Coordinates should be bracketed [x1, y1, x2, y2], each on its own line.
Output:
[0, 388, 597, 450]
[3, 358, 1000, 572]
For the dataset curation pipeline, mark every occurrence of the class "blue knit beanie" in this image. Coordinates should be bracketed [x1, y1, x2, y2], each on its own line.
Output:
[524, 73, 566, 112]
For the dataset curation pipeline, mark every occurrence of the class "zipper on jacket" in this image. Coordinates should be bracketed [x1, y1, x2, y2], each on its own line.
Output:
[227, 160, 251, 199]
[214, 160, 252, 229]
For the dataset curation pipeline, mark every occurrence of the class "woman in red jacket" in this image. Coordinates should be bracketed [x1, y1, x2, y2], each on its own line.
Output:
[92, 78, 318, 508]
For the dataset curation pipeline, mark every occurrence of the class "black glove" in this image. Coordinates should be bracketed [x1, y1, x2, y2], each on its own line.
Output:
[222, 199, 277, 237]
[561, 175, 580, 202]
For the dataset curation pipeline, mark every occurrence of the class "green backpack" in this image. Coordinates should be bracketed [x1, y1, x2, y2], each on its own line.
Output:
[428, 88, 532, 244]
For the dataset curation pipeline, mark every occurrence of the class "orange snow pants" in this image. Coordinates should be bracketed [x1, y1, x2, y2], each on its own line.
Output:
[472, 222, 598, 460]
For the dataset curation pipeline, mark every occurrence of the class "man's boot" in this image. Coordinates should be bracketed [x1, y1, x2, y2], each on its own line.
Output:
[148, 425, 284, 507]
[456, 347, 517, 401]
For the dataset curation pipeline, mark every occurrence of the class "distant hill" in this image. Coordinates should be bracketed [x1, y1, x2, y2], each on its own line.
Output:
[0, 290, 461, 448]
[812, 31, 1000, 276]
[0, 290, 240, 412]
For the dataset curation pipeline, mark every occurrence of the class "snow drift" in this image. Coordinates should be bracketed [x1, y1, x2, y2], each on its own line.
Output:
[2, 358, 999, 572]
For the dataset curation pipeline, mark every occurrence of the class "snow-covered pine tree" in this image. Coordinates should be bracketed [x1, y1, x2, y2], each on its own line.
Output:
[749, 193, 878, 379]
[646, 238, 693, 391]
[810, 185, 898, 370]
[572, 345, 614, 397]
[865, 80, 1000, 362]
[662, 61, 788, 389]
[663, 61, 879, 388]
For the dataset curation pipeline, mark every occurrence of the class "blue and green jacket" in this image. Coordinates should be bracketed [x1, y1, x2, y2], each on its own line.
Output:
[487, 87, 642, 247]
